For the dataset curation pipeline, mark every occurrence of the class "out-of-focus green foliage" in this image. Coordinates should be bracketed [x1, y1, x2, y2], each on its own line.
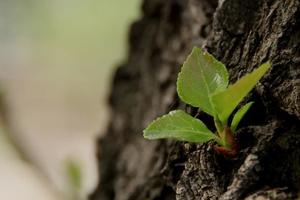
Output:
[66, 159, 82, 190]
[65, 159, 83, 200]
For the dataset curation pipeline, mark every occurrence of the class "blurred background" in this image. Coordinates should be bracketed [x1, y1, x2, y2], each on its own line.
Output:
[0, 0, 140, 199]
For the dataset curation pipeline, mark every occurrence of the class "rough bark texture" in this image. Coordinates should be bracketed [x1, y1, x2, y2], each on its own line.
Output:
[90, 0, 300, 199]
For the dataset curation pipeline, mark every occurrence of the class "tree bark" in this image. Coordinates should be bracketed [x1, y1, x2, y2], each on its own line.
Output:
[90, 0, 300, 199]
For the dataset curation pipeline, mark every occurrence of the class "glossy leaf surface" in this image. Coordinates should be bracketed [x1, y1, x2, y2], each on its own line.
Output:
[212, 62, 270, 124]
[143, 110, 218, 143]
[177, 47, 228, 116]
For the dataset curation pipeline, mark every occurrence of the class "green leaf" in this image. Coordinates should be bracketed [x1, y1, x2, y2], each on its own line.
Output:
[65, 159, 82, 190]
[177, 47, 228, 116]
[231, 102, 254, 132]
[143, 110, 219, 143]
[212, 62, 271, 124]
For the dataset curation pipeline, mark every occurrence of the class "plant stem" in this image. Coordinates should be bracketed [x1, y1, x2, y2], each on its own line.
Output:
[214, 118, 223, 136]
[214, 118, 226, 146]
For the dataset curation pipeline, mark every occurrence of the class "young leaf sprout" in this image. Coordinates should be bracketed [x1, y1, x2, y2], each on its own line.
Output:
[143, 47, 270, 156]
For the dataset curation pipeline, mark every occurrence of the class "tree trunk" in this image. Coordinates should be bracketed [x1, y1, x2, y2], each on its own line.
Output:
[90, 0, 300, 199]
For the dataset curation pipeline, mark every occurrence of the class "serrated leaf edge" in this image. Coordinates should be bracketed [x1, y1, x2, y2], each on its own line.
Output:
[176, 47, 228, 116]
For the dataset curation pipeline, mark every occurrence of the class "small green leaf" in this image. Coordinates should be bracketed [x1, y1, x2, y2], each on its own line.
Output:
[177, 47, 228, 116]
[143, 110, 219, 143]
[231, 102, 254, 132]
[65, 159, 82, 190]
[212, 62, 271, 124]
